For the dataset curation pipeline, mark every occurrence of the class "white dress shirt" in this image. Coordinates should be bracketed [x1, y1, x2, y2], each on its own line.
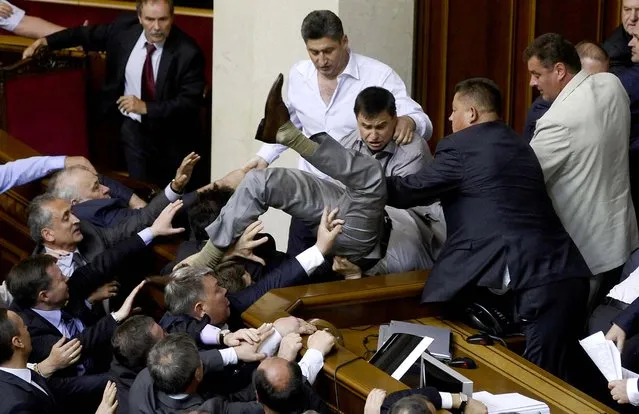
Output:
[0, 367, 48, 395]
[256, 51, 432, 180]
[0, 1, 24, 32]
[628, 378, 639, 405]
[122, 31, 164, 122]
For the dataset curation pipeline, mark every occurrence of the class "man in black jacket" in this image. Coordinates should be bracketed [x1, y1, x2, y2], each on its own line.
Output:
[603, 0, 639, 75]
[23, 0, 206, 187]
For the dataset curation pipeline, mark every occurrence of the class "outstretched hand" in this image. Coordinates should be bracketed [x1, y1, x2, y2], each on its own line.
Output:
[224, 221, 268, 266]
[315, 207, 344, 255]
[172, 152, 201, 192]
[150, 200, 186, 237]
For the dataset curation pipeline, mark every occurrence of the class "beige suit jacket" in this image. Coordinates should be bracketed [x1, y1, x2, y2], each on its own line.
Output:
[531, 70, 639, 274]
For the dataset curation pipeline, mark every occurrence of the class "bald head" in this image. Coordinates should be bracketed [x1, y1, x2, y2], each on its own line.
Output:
[48, 166, 110, 202]
[254, 357, 305, 412]
[575, 41, 609, 74]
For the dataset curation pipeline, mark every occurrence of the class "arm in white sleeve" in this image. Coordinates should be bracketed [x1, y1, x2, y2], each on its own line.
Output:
[295, 245, 325, 275]
[439, 393, 453, 409]
[0, 155, 65, 193]
[219, 348, 239, 366]
[136, 228, 155, 246]
[257, 329, 282, 357]
[381, 70, 432, 140]
[0, 1, 25, 32]
[199, 324, 222, 345]
[628, 378, 639, 406]
[298, 348, 324, 385]
[164, 183, 181, 202]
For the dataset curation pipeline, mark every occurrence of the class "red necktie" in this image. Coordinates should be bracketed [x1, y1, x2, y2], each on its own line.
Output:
[142, 42, 156, 101]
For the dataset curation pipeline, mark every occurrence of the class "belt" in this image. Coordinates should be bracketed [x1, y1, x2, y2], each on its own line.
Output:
[603, 297, 630, 311]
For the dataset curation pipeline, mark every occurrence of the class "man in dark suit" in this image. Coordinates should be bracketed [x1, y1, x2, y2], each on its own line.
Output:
[603, 0, 639, 75]
[23, 0, 206, 187]
[383, 78, 591, 383]
[0, 307, 107, 414]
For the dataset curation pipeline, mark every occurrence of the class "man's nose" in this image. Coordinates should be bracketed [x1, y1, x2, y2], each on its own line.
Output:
[529, 76, 537, 87]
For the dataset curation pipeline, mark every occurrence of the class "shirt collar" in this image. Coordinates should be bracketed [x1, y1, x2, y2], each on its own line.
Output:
[0, 367, 32, 384]
[302, 50, 358, 80]
[138, 31, 165, 52]
[31, 308, 62, 328]
[356, 135, 397, 157]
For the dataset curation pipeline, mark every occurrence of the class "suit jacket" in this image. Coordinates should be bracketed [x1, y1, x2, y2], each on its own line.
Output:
[522, 96, 552, 143]
[0, 369, 58, 414]
[618, 65, 639, 155]
[46, 14, 205, 147]
[531, 71, 639, 275]
[386, 121, 591, 303]
[603, 25, 633, 75]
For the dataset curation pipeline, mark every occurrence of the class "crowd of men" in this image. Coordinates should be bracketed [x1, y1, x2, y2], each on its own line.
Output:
[4, 0, 639, 412]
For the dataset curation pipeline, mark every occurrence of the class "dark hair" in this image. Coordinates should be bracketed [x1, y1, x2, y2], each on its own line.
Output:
[147, 333, 200, 394]
[254, 360, 305, 413]
[301, 10, 344, 42]
[389, 394, 436, 414]
[7, 255, 57, 308]
[0, 308, 20, 364]
[188, 190, 232, 241]
[214, 261, 248, 294]
[112, 315, 159, 372]
[575, 40, 609, 63]
[453, 77, 503, 116]
[136, 0, 174, 15]
[27, 193, 58, 243]
[523, 33, 581, 74]
[354, 87, 397, 119]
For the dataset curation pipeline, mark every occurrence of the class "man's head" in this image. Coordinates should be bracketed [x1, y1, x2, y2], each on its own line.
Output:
[7, 255, 69, 310]
[147, 333, 203, 395]
[524, 33, 581, 101]
[623, 0, 639, 35]
[628, 23, 639, 63]
[27, 194, 83, 250]
[188, 190, 233, 241]
[301, 10, 349, 79]
[254, 357, 305, 414]
[575, 41, 609, 74]
[0, 309, 31, 365]
[166, 267, 230, 324]
[137, 0, 174, 44]
[449, 78, 502, 133]
[353, 87, 398, 153]
[214, 261, 250, 294]
[48, 166, 110, 203]
[389, 394, 436, 414]
[112, 315, 166, 372]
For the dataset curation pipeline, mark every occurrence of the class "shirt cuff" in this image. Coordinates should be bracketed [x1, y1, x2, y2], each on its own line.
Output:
[120, 109, 142, 123]
[200, 324, 222, 345]
[258, 329, 282, 357]
[298, 348, 324, 385]
[50, 156, 66, 171]
[164, 184, 181, 202]
[439, 392, 453, 409]
[137, 228, 155, 245]
[256, 145, 281, 165]
[219, 347, 239, 366]
[295, 245, 325, 275]
[1, 3, 25, 32]
[84, 300, 93, 310]
[628, 378, 639, 405]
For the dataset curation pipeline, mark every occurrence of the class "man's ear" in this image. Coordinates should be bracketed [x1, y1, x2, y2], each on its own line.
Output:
[37, 289, 49, 305]
[41, 227, 55, 243]
[466, 106, 479, 125]
[341, 34, 349, 49]
[555, 62, 568, 81]
[193, 301, 206, 319]
[11, 335, 24, 350]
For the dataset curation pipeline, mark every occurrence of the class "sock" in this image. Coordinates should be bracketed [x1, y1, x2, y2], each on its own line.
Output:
[188, 240, 224, 269]
[276, 121, 318, 157]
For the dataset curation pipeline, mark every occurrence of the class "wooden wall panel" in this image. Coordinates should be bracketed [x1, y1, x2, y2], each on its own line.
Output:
[415, 0, 624, 144]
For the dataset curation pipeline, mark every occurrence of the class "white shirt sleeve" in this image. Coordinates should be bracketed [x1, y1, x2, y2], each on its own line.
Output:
[164, 183, 181, 201]
[199, 324, 222, 345]
[0, 155, 65, 193]
[219, 347, 239, 366]
[628, 378, 639, 406]
[439, 392, 453, 409]
[295, 245, 325, 275]
[298, 348, 324, 385]
[0, 1, 25, 32]
[380, 69, 432, 139]
[257, 329, 282, 357]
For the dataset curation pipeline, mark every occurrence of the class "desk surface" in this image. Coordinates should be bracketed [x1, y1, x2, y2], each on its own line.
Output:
[242, 271, 616, 413]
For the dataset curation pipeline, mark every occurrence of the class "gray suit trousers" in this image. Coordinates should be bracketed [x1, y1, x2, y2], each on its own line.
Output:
[206, 133, 387, 260]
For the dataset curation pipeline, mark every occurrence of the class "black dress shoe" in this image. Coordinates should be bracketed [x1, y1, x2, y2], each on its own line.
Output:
[255, 73, 290, 143]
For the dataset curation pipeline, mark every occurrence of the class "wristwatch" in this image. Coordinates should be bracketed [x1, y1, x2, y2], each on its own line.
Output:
[458, 393, 468, 411]
[218, 329, 231, 344]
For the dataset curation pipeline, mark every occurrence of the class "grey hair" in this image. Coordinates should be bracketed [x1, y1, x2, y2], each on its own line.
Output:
[47, 167, 85, 201]
[165, 266, 213, 315]
[26, 193, 57, 243]
[147, 333, 199, 394]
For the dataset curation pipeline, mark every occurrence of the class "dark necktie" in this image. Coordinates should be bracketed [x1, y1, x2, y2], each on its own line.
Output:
[60, 311, 86, 375]
[141, 42, 157, 101]
[71, 252, 87, 270]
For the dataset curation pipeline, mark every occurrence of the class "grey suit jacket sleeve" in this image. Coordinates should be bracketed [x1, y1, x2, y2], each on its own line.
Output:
[94, 191, 170, 247]
[200, 349, 225, 374]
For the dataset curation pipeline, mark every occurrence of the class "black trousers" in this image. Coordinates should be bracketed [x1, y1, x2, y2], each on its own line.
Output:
[515, 277, 589, 385]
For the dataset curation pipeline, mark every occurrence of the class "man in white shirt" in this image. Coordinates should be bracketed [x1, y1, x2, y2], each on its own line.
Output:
[245, 10, 432, 256]
[0, 0, 64, 39]
[0, 155, 94, 195]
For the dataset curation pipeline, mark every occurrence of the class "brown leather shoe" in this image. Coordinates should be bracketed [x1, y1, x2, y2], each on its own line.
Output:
[254, 73, 290, 143]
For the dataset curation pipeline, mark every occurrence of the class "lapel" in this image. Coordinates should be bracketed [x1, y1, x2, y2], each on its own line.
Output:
[0, 370, 55, 406]
[119, 25, 144, 82]
[155, 31, 178, 99]
[555, 70, 590, 104]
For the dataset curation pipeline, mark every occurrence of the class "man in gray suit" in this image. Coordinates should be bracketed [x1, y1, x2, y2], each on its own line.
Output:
[526, 33, 639, 310]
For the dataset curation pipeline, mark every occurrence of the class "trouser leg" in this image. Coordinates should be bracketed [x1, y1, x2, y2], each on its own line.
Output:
[120, 118, 150, 181]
